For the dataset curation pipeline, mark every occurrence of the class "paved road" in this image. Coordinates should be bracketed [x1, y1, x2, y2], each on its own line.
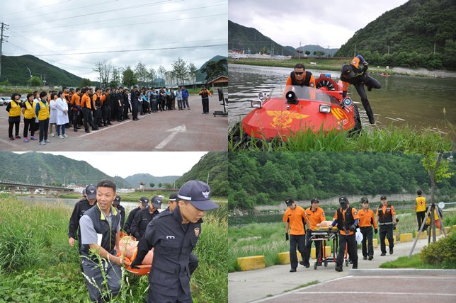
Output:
[0, 95, 227, 151]
[228, 236, 448, 303]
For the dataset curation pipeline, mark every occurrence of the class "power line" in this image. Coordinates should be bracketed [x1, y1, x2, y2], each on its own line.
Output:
[13, 2, 226, 31]
[19, 12, 226, 36]
[0, 0, 71, 17]
[36, 43, 227, 56]
[8, 0, 178, 25]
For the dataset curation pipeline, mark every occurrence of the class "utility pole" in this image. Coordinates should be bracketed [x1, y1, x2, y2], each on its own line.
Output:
[0, 22, 10, 77]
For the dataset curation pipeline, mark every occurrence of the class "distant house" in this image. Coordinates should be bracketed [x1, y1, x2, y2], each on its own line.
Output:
[207, 75, 228, 88]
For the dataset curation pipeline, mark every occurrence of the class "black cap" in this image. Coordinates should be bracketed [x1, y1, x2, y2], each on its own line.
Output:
[361, 197, 369, 203]
[285, 197, 294, 206]
[169, 192, 178, 202]
[151, 196, 163, 209]
[339, 196, 348, 204]
[86, 185, 97, 200]
[342, 64, 355, 78]
[311, 198, 319, 204]
[381, 196, 387, 200]
[113, 195, 121, 204]
[178, 180, 219, 211]
[140, 197, 149, 206]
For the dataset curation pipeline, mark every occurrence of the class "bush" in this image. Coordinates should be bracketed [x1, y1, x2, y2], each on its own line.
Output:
[420, 231, 456, 268]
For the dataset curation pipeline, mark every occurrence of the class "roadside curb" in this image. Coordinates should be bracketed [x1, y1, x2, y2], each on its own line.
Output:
[349, 269, 456, 276]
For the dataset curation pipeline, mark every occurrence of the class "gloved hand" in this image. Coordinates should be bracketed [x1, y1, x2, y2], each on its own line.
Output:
[396, 218, 399, 223]
[349, 224, 357, 231]
[374, 229, 378, 234]
[393, 226, 397, 231]
[130, 249, 148, 269]
[285, 233, 289, 241]
[363, 61, 369, 66]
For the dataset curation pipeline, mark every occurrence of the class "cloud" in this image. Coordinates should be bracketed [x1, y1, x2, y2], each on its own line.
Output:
[1, 0, 227, 81]
[229, 0, 408, 48]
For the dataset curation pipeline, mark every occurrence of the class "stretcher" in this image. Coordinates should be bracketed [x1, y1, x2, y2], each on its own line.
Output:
[309, 228, 339, 270]
[117, 236, 153, 275]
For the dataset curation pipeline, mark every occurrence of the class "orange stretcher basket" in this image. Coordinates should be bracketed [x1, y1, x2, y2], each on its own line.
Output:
[118, 246, 152, 276]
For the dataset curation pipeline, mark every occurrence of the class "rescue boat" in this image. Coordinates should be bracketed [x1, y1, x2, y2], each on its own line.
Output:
[230, 74, 362, 147]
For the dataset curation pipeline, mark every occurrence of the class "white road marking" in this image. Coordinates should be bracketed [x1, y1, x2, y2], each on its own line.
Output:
[154, 125, 187, 150]
[79, 120, 131, 137]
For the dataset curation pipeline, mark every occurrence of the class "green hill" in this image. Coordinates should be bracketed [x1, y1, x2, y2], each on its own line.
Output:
[0, 55, 83, 86]
[297, 45, 339, 57]
[228, 20, 295, 56]
[0, 152, 130, 187]
[335, 0, 456, 69]
[196, 55, 228, 83]
[176, 152, 228, 196]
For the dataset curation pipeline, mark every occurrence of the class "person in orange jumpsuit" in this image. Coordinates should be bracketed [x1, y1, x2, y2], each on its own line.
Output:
[304, 199, 326, 267]
[340, 54, 381, 124]
[358, 197, 378, 260]
[283, 197, 308, 272]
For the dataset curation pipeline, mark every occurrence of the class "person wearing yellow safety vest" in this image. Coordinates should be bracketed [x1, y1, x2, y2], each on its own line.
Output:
[415, 190, 427, 231]
[6, 93, 22, 140]
[35, 91, 51, 146]
[21, 93, 37, 142]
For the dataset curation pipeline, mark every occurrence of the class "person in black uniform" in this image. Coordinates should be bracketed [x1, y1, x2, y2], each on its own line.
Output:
[162, 192, 199, 275]
[113, 195, 126, 231]
[131, 86, 139, 121]
[124, 197, 148, 235]
[130, 196, 162, 239]
[123, 88, 131, 120]
[68, 184, 97, 253]
[102, 88, 112, 126]
[131, 180, 219, 303]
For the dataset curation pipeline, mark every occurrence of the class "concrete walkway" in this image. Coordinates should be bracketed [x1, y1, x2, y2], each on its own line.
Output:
[228, 236, 445, 303]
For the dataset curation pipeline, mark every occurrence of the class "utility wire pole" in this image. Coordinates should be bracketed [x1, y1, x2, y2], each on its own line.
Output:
[0, 22, 10, 77]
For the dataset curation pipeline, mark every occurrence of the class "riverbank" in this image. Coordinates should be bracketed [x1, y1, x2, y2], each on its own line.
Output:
[229, 58, 456, 79]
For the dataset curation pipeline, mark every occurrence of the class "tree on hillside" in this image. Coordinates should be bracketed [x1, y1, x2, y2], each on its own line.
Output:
[201, 59, 227, 82]
[158, 182, 162, 188]
[110, 67, 121, 88]
[172, 57, 188, 85]
[134, 62, 148, 86]
[305, 50, 311, 56]
[157, 66, 167, 85]
[148, 68, 156, 87]
[79, 78, 92, 87]
[188, 63, 197, 84]
[122, 66, 137, 88]
[93, 61, 112, 88]
[29, 76, 43, 87]
[149, 182, 155, 188]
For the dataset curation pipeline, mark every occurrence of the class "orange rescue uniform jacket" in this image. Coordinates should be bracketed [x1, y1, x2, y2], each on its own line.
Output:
[358, 208, 378, 229]
[305, 207, 326, 230]
[80, 93, 92, 109]
[333, 207, 359, 235]
[283, 206, 307, 236]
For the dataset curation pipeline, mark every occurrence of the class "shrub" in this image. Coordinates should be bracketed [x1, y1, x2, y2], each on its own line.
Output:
[420, 231, 456, 268]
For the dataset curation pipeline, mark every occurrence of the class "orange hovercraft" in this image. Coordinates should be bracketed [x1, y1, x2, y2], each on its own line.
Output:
[230, 74, 362, 147]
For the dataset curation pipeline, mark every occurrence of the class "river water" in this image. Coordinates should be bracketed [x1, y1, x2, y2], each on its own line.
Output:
[228, 64, 456, 132]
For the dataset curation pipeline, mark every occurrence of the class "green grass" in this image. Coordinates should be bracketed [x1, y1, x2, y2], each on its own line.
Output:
[0, 196, 227, 302]
[229, 123, 454, 152]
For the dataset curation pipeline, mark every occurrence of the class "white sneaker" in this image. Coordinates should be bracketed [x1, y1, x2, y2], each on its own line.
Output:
[59, 135, 64, 139]
[51, 133, 55, 137]
[63, 134, 68, 138]
[45, 140, 51, 143]
[40, 141, 46, 145]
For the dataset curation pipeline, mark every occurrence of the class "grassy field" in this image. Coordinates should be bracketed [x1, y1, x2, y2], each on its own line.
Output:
[0, 196, 227, 303]
[228, 208, 456, 272]
[229, 123, 455, 152]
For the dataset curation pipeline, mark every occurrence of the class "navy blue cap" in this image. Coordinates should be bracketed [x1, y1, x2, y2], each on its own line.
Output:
[86, 185, 97, 200]
[339, 196, 348, 204]
[114, 195, 121, 204]
[140, 197, 149, 206]
[152, 196, 163, 208]
[285, 197, 294, 205]
[169, 192, 178, 202]
[178, 180, 219, 211]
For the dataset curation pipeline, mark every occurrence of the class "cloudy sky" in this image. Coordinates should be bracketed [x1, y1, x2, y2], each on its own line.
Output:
[0, 0, 227, 80]
[229, 0, 408, 49]
[35, 152, 208, 178]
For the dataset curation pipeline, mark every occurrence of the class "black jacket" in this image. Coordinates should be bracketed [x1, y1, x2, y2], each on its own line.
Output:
[124, 207, 141, 235]
[68, 198, 96, 240]
[131, 208, 160, 239]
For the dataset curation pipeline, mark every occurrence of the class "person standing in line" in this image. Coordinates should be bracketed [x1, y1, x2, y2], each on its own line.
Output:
[49, 93, 58, 137]
[182, 86, 190, 110]
[283, 197, 308, 272]
[124, 197, 148, 235]
[415, 190, 427, 231]
[6, 93, 22, 140]
[376, 196, 397, 256]
[331, 197, 359, 271]
[55, 91, 69, 139]
[199, 86, 212, 114]
[113, 195, 126, 231]
[35, 91, 51, 145]
[130, 196, 162, 240]
[358, 197, 378, 260]
[176, 87, 183, 110]
[70, 88, 82, 132]
[21, 93, 37, 142]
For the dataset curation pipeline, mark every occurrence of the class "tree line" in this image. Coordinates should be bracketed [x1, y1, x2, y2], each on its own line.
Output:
[229, 152, 456, 209]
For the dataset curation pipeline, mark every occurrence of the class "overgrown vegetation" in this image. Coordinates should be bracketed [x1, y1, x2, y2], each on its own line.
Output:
[420, 229, 456, 268]
[0, 197, 227, 302]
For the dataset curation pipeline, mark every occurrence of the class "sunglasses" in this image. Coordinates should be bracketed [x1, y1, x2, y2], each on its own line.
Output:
[294, 71, 304, 75]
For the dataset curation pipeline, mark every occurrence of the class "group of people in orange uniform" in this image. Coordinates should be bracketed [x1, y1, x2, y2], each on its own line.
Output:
[283, 195, 399, 273]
